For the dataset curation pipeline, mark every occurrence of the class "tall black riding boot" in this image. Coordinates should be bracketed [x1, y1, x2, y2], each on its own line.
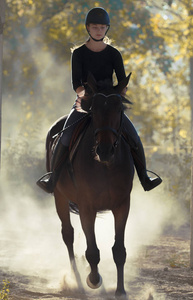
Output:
[36, 141, 68, 193]
[131, 140, 162, 191]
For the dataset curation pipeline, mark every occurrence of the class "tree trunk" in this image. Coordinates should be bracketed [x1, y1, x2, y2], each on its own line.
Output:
[190, 56, 193, 268]
[189, 0, 193, 268]
[0, 0, 6, 168]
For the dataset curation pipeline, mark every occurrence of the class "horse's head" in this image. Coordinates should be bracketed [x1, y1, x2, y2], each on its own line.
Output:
[84, 73, 132, 164]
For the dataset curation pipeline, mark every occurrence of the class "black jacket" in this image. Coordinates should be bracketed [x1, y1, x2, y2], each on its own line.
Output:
[71, 44, 126, 91]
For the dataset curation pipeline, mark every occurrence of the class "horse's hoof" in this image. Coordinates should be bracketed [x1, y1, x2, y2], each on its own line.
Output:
[115, 296, 128, 300]
[86, 273, 102, 289]
[115, 290, 128, 300]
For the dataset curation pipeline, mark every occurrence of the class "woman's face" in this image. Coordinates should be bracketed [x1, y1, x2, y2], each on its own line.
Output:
[87, 23, 108, 40]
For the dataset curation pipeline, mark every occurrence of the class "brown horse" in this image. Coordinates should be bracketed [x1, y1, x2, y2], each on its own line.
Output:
[47, 73, 134, 299]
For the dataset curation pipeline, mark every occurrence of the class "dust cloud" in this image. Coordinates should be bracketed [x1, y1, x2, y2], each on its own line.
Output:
[0, 169, 187, 298]
[2, 29, 74, 150]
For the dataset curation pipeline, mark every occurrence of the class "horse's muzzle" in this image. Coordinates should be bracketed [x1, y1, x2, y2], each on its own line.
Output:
[96, 143, 115, 163]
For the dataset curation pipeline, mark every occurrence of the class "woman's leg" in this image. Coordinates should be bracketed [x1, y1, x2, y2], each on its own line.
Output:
[60, 108, 87, 146]
[37, 108, 87, 193]
[123, 114, 162, 191]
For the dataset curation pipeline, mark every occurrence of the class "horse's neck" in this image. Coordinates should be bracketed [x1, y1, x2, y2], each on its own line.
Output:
[84, 122, 95, 148]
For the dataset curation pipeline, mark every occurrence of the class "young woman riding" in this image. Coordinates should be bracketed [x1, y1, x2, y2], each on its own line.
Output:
[37, 7, 162, 193]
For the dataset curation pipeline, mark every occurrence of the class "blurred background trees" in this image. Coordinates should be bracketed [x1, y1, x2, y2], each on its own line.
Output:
[2, 0, 192, 208]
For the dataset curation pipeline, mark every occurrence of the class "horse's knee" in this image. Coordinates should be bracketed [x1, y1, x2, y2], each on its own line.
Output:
[86, 247, 100, 266]
[112, 244, 126, 266]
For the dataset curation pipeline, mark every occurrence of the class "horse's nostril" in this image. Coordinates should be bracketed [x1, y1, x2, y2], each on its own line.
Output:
[96, 144, 115, 162]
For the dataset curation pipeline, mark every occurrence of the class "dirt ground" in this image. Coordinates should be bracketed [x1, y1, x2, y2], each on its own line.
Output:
[0, 223, 193, 300]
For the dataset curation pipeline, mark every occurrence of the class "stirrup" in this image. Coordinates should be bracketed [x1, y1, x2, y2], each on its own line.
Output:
[36, 172, 54, 193]
[146, 170, 162, 180]
[143, 170, 162, 191]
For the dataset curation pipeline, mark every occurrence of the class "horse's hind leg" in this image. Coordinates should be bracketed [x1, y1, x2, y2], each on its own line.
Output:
[79, 209, 102, 289]
[112, 200, 130, 299]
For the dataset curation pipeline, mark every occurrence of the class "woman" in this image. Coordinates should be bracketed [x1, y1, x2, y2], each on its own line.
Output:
[37, 7, 162, 193]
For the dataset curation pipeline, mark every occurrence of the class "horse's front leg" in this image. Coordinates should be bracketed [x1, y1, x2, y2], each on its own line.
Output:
[79, 208, 102, 289]
[54, 189, 85, 291]
[112, 199, 130, 299]
[54, 189, 75, 261]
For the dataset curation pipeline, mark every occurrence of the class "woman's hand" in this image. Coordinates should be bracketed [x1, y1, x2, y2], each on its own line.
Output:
[76, 86, 85, 97]
[75, 87, 87, 113]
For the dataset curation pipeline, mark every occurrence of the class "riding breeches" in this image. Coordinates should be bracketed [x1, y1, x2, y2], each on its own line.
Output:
[122, 114, 141, 149]
[60, 105, 140, 148]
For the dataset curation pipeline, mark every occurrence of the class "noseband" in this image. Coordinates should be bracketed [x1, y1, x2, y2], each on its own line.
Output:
[93, 93, 124, 147]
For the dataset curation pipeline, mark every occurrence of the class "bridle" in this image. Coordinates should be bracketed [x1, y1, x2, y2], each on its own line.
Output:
[92, 93, 124, 148]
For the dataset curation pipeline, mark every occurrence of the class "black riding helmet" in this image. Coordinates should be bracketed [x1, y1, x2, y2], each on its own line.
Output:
[85, 7, 110, 42]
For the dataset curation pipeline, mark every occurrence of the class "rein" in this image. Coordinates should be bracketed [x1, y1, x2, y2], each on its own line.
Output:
[52, 113, 90, 139]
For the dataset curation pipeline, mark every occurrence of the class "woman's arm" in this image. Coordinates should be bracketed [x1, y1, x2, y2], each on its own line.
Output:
[71, 49, 83, 91]
[113, 48, 126, 83]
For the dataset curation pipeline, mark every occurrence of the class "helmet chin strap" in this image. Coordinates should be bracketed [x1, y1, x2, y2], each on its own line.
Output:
[89, 34, 104, 42]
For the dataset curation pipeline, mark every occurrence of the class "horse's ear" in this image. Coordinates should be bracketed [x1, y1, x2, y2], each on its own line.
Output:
[87, 72, 98, 94]
[114, 72, 132, 94]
